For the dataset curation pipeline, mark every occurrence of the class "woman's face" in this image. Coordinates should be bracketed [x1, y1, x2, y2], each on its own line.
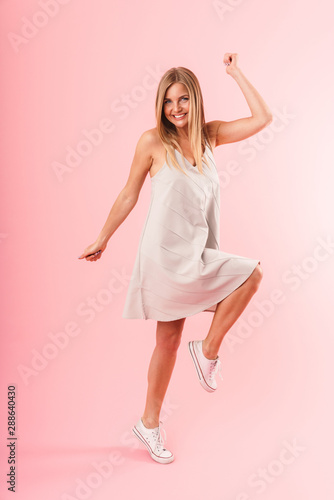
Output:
[163, 82, 190, 129]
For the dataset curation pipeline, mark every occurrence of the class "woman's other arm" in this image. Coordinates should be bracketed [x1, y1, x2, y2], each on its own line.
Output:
[78, 130, 154, 261]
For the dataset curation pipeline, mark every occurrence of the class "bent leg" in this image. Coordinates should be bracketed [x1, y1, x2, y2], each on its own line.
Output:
[142, 317, 186, 428]
[202, 264, 263, 359]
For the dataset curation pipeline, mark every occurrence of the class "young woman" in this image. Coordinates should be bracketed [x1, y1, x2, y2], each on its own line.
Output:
[78, 53, 272, 465]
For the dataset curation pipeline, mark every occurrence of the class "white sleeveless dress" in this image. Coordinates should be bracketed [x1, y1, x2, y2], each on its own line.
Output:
[122, 141, 260, 321]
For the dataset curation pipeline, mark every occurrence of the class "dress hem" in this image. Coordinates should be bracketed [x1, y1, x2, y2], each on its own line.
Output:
[122, 258, 260, 322]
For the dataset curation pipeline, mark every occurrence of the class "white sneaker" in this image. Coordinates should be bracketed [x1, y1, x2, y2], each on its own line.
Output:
[132, 418, 174, 464]
[188, 340, 223, 392]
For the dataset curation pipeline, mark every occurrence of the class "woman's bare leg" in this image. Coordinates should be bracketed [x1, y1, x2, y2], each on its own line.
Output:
[141, 317, 186, 428]
[202, 264, 263, 359]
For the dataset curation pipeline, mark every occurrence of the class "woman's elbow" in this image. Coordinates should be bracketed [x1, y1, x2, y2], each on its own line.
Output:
[121, 188, 139, 208]
[264, 111, 273, 125]
[268, 114, 274, 124]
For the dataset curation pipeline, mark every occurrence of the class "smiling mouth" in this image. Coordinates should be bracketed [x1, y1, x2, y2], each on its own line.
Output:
[173, 113, 187, 119]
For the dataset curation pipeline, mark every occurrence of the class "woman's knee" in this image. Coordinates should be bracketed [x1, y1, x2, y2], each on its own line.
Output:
[250, 263, 263, 290]
[156, 320, 185, 352]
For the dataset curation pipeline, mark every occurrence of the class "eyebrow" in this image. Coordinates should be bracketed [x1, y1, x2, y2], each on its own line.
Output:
[164, 94, 189, 100]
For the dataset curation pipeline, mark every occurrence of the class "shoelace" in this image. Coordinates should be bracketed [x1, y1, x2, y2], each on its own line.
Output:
[208, 357, 224, 382]
[148, 421, 167, 454]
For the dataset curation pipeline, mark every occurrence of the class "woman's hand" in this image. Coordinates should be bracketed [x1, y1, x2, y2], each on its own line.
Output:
[78, 240, 107, 262]
[223, 52, 240, 77]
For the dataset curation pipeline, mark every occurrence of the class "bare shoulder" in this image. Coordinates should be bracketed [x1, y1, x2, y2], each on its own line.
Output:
[122, 129, 161, 202]
[142, 127, 163, 149]
[140, 128, 167, 178]
[136, 128, 163, 157]
[135, 128, 157, 155]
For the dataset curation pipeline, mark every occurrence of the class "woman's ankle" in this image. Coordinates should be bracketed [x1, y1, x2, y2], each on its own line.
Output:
[141, 416, 160, 429]
[202, 339, 218, 360]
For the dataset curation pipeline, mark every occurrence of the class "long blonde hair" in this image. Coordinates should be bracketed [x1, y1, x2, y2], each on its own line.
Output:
[155, 67, 212, 176]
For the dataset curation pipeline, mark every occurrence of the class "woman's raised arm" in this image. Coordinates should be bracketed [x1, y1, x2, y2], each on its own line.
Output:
[208, 53, 273, 147]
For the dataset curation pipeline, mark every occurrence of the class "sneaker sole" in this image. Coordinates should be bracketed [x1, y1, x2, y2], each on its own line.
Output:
[132, 426, 175, 464]
[188, 341, 216, 393]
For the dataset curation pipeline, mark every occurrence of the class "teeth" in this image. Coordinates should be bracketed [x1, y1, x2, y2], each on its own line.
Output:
[174, 114, 186, 118]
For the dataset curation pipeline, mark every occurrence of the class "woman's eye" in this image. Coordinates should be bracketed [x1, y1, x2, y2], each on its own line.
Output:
[164, 97, 189, 104]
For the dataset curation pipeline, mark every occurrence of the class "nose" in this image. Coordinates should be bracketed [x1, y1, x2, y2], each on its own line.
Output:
[172, 104, 183, 114]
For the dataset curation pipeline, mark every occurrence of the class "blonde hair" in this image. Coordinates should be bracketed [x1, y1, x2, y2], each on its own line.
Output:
[155, 66, 212, 176]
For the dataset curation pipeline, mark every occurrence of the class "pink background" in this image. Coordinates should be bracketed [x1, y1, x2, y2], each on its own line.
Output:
[1, 0, 333, 498]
